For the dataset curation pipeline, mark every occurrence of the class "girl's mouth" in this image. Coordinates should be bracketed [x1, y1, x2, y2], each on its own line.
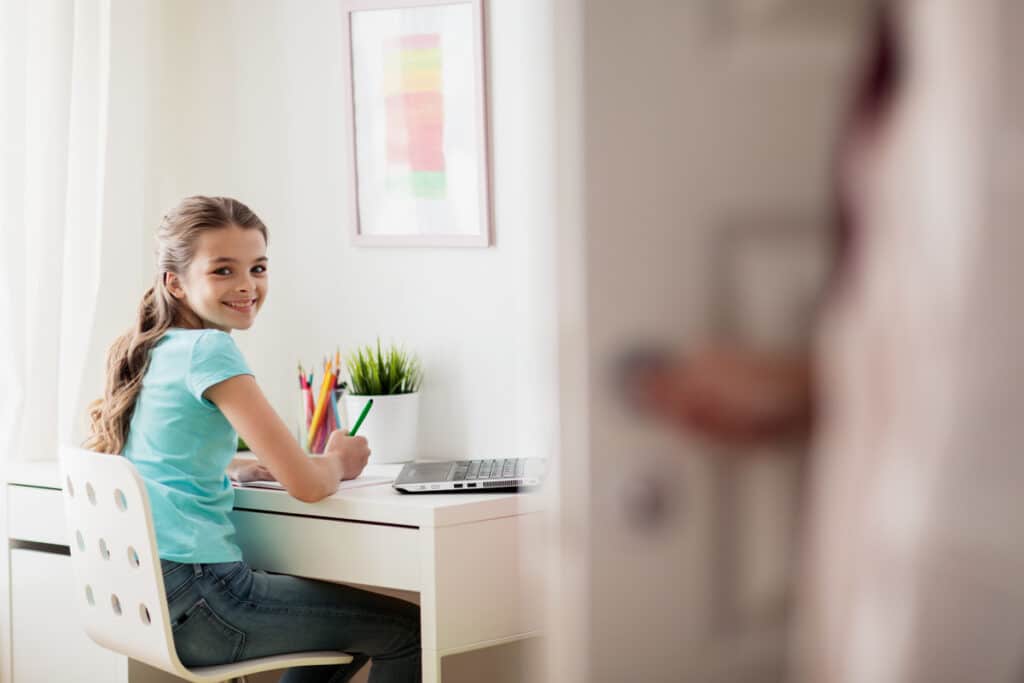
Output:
[223, 299, 257, 312]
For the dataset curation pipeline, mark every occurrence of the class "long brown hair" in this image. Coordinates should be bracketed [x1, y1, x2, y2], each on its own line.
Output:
[84, 196, 268, 454]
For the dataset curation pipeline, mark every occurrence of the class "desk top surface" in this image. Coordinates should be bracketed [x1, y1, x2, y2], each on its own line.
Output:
[7, 460, 545, 529]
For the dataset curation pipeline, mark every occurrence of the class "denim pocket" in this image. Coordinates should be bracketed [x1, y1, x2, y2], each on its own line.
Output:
[171, 598, 246, 667]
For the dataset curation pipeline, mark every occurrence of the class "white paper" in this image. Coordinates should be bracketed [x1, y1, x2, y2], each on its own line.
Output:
[234, 475, 395, 492]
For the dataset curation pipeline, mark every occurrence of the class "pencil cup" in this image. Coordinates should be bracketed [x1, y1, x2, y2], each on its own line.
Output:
[300, 388, 345, 455]
[342, 393, 419, 464]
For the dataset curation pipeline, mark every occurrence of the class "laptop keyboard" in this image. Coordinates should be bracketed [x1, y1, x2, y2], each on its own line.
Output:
[452, 458, 527, 481]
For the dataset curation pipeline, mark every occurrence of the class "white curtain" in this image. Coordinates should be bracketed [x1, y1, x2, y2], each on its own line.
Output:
[0, 0, 150, 463]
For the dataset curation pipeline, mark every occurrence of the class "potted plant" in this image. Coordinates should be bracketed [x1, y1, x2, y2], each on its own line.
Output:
[343, 340, 423, 464]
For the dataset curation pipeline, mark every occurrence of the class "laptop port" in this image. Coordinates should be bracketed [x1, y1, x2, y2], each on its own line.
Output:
[467, 483, 477, 488]
[454, 483, 463, 489]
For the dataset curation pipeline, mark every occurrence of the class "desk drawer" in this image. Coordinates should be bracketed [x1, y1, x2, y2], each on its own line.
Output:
[8, 485, 68, 546]
[230, 510, 420, 591]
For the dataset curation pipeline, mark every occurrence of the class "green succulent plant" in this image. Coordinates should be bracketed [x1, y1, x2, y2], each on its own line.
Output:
[345, 339, 423, 395]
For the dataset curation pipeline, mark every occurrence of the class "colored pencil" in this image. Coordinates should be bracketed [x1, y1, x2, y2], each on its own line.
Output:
[306, 360, 334, 451]
[328, 384, 342, 437]
[348, 398, 373, 436]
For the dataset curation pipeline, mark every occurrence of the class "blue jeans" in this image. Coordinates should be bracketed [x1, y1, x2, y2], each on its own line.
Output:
[161, 560, 421, 683]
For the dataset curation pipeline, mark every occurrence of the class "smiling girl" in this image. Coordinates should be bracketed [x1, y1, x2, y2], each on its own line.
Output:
[85, 196, 421, 682]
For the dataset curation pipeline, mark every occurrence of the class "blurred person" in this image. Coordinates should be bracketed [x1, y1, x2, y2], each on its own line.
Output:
[628, 2, 1024, 682]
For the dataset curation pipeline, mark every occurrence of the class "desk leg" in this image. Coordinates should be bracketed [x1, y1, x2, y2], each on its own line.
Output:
[423, 647, 442, 683]
[418, 513, 543, 682]
[419, 525, 442, 683]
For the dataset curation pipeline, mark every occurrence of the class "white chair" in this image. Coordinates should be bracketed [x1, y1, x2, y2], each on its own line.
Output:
[59, 446, 353, 682]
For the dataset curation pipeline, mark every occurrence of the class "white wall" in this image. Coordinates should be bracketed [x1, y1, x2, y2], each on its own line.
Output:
[98, 0, 559, 462]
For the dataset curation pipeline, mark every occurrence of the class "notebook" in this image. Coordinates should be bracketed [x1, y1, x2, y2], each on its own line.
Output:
[392, 458, 545, 493]
[235, 475, 395, 492]
[234, 464, 402, 493]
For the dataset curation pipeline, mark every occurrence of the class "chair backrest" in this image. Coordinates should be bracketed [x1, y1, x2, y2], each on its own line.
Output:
[59, 446, 184, 674]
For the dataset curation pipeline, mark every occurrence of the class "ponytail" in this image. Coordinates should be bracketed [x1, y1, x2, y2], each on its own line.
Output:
[84, 284, 177, 454]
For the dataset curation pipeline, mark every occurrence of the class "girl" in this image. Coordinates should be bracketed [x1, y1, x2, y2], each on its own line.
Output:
[85, 196, 421, 682]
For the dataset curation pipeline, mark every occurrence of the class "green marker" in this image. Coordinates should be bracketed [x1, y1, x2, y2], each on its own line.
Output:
[348, 399, 373, 436]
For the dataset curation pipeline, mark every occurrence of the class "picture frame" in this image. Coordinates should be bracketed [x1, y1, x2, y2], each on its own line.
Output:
[340, 0, 492, 247]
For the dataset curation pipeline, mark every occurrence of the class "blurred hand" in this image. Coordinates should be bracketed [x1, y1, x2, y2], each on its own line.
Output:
[228, 460, 274, 483]
[626, 346, 813, 447]
[325, 430, 371, 480]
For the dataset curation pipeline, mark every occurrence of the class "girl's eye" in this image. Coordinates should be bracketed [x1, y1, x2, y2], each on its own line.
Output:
[213, 267, 232, 276]
[252, 265, 267, 274]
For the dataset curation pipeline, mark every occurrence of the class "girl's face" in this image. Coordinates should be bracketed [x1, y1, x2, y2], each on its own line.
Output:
[166, 224, 268, 332]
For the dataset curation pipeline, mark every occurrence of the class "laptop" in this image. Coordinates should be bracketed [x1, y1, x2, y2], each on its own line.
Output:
[393, 458, 545, 493]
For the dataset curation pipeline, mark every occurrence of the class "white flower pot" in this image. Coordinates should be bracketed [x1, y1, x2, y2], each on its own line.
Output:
[342, 393, 419, 464]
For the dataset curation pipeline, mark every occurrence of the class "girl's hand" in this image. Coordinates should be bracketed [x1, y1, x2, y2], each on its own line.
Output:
[324, 430, 371, 480]
[228, 460, 275, 483]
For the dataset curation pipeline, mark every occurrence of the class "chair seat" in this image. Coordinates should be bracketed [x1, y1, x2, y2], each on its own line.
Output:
[181, 651, 354, 682]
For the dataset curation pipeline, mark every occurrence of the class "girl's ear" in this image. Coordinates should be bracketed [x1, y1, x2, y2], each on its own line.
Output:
[164, 272, 186, 300]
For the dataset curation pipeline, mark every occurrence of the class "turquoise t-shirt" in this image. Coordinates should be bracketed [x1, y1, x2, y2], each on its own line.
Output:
[123, 328, 252, 563]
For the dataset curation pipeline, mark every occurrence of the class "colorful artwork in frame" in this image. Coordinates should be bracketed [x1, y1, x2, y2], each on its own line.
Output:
[342, 0, 492, 247]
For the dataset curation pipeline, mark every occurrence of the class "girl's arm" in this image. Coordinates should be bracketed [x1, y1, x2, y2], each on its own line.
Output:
[205, 374, 370, 502]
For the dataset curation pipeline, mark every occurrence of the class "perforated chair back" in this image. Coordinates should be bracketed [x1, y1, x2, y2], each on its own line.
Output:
[61, 446, 181, 673]
[59, 446, 352, 682]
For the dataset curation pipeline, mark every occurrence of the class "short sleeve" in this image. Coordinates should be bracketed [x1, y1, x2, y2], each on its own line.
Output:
[186, 330, 253, 405]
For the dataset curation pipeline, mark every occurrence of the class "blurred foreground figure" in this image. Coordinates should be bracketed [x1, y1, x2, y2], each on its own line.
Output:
[632, 2, 1024, 681]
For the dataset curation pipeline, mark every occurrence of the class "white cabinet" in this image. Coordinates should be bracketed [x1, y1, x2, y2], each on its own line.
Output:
[11, 547, 127, 682]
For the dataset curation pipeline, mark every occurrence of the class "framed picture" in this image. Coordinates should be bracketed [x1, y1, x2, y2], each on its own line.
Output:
[341, 0, 492, 247]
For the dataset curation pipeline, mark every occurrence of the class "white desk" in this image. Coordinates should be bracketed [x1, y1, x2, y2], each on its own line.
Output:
[5, 461, 544, 682]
